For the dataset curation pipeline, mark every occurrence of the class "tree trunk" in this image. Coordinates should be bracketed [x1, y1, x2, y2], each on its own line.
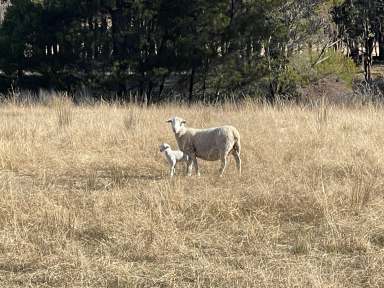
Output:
[158, 74, 166, 100]
[110, 1, 128, 61]
[147, 81, 153, 104]
[349, 40, 360, 63]
[202, 57, 209, 102]
[363, 19, 374, 83]
[268, 80, 276, 104]
[379, 31, 384, 61]
[308, 41, 313, 63]
[139, 78, 144, 103]
[15, 67, 23, 91]
[266, 37, 275, 103]
[188, 66, 195, 104]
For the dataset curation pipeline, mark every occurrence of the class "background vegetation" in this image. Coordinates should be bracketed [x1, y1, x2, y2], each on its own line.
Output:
[1, 0, 383, 103]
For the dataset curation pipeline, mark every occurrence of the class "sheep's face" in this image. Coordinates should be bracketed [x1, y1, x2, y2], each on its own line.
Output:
[159, 143, 170, 152]
[166, 117, 186, 134]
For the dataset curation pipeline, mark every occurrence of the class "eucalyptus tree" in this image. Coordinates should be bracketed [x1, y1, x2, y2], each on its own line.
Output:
[333, 0, 384, 82]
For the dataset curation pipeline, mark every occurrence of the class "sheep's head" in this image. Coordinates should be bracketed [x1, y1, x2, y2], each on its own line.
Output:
[159, 143, 170, 152]
[166, 116, 186, 134]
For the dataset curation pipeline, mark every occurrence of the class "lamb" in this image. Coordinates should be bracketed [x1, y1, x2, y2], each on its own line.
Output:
[166, 116, 241, 177]
[159, 143, 190, 177]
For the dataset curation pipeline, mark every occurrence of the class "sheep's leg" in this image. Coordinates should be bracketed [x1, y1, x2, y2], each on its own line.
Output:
[233, 151, 241, 175]
[192, 156, 200, 176]
[186, 161, 193, 176]
[219, 155, 228, 177]
[187, 158, 193, 176]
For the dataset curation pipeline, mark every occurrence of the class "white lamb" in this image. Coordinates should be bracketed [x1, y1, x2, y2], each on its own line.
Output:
[159, 143, 190, 177]
[166, 116, 241, 177]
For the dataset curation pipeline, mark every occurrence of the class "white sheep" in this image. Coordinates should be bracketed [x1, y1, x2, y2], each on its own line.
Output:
[166, 116, 241, 177]
[159, 143, 190, 177]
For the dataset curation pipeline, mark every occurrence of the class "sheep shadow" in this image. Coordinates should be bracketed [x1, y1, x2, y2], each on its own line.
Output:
[93, 166, 164, 188]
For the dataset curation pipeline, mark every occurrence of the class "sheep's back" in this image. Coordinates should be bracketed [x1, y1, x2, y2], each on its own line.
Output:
[191, 126, 238, 161]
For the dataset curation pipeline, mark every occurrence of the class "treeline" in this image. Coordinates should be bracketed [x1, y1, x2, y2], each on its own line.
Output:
[0, 0, 383, 103]
[332, 0, 384, 82]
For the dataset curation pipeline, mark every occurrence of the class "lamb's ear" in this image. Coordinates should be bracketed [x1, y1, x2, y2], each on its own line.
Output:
[181, 120, 186, 124]
[166, 119, 172, 123]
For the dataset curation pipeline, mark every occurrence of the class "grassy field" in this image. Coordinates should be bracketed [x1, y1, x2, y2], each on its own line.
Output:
[1, 98, 384, 287]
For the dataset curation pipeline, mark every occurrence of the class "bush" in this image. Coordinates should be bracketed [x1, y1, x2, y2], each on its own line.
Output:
[266, 50, 358, 102]
[315, 50, 358, 85]
[288, 50, 357, 87]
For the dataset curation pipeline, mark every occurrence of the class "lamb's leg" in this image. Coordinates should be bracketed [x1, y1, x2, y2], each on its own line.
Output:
[219, 154, 228, 177]
[233, 151, 241, 175]
[170, 164, 175, 177]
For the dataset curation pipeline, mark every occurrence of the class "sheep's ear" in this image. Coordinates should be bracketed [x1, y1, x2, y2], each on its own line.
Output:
[166, 119, 172, 123]
[181, 120, 186, 124]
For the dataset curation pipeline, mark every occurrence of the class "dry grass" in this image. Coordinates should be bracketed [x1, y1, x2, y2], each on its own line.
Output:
[1, 99, 384, 287]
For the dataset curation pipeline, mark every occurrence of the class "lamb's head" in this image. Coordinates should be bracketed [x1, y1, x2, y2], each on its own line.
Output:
[159, 143, 170, 152]
[166, 116, 186, 134]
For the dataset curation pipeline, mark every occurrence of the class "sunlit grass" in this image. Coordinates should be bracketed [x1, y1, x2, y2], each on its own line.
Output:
[0, 98, 384, 287]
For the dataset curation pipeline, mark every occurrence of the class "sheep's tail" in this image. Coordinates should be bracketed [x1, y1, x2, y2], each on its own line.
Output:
[232, 127, 241, 154]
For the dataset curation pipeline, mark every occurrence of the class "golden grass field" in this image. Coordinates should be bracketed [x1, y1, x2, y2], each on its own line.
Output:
[1, 97, 384, 287]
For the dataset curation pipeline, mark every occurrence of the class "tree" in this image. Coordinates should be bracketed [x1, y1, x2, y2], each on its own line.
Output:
[0, 0, 10, 23]
[332, 0, 384, 82]
[0, 0, 43, 79]
[0, 0, 343, 102]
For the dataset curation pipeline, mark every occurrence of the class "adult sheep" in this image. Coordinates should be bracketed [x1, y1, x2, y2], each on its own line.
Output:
[166, 116, 241, 177]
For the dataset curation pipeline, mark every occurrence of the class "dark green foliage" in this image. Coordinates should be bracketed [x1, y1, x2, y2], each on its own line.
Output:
[0, 0, 340, 102]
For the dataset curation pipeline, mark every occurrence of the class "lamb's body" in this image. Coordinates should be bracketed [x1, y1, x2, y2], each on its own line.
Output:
[163, 149, 187, 163]
[159, 143, 189, 176]
[167, 117, 241, 177]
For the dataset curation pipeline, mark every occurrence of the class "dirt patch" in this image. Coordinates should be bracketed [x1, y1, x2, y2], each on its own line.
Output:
[299, 75, 354, 104]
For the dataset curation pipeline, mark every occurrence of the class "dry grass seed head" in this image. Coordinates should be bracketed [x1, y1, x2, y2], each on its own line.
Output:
[52, 94, 73, 128]
[123, 106, 141, 131]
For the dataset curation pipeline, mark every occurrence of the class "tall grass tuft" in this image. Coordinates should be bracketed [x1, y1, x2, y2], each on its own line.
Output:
[123, 106, 141, 131]
[316, 95, 328, 129]
[52, 93, 73, 128]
